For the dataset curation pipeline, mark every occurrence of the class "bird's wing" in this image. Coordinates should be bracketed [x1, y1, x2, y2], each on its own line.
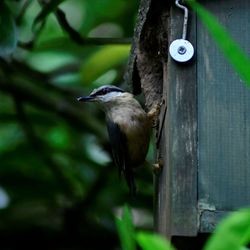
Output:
[106, 120, 136, 195]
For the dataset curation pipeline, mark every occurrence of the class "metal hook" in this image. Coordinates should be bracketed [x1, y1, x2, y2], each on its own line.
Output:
[175, 0, 188, 40]
[169, 0, 194, 62]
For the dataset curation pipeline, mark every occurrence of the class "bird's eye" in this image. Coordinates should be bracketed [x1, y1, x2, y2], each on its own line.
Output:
[100, 88, 109, 95]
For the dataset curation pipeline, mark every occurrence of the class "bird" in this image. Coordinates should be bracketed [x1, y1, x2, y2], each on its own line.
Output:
[77, 85, 151, 195]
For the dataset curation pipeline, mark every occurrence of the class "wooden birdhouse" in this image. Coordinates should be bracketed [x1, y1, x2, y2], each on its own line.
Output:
[125, 0, 250, 241]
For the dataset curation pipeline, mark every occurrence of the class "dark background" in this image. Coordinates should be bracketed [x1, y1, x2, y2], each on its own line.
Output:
[0, 0, 154, 249]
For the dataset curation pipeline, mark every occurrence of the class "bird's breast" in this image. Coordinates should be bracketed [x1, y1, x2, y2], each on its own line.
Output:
[108, 107, 151, 167]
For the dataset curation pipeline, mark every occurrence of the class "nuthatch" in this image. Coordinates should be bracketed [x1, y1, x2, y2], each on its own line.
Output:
[77, 85, 151, 195]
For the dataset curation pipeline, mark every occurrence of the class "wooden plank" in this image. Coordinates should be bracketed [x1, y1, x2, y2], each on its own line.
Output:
[154, 63, 171, 237]
[197, 0, 250, 214]
[155, 5, 198, 236]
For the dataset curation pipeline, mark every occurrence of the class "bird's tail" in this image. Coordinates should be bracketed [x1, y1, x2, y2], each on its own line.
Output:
[124, 169, 136, 196]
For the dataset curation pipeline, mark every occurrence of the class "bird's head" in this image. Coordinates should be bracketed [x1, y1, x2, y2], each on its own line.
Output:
[77, 85, 126, 104]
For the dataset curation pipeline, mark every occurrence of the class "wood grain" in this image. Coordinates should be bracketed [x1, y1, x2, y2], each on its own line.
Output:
[155, 5, 198, 237]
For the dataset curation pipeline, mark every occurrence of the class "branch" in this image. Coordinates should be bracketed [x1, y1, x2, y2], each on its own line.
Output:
[12, 96, 82, 199]
[0, 79, 104, 139]
[0, 58, 80, 98]
[16, 0, 33, 25]
[18, 7, 131, 50]
[17, 40, 35, 50]
[18, 4, 131, 50]
[47, 63, 80, 79]
[55, 8, 132, 46]
[17, 20, 46, 50]
[63, 165, 111, 233]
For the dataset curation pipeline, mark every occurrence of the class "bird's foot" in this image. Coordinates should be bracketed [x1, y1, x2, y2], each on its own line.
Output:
[147, 101, 163, 128]
[152, 159, 163, 175]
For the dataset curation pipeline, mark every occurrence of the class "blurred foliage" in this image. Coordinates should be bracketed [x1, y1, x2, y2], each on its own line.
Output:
[116, 205, 136, 250]
[203, 209, 250, 250]
[0, 0, 155, 249]
[0, 1, 17, 56]
[116, 206, 250, 250]
[116, 205, 175, 250]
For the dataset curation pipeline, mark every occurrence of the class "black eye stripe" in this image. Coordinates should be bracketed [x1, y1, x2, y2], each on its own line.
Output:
[90, 88, 108, 97]
[90, 86, 124, 97]
[101, 88, 108, 94]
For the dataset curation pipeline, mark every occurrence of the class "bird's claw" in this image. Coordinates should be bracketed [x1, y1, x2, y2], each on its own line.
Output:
[152, 159, 163, 175]
[147, 101, 164, 128]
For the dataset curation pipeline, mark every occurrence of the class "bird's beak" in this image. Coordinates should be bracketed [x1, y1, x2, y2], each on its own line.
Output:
[77, 96, 94, 102]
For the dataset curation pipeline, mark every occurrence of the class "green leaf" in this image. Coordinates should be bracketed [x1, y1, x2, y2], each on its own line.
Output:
[33, 0, 66, 27]
[136, 232, 175, 250]
[115, 205, 136, 250]
[204, 209, 250, 250]
[46, 126, 69, 149]
[187, 0, 250, 87]
[0, 1, 17, 56]
[80, 45, 130, 84]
